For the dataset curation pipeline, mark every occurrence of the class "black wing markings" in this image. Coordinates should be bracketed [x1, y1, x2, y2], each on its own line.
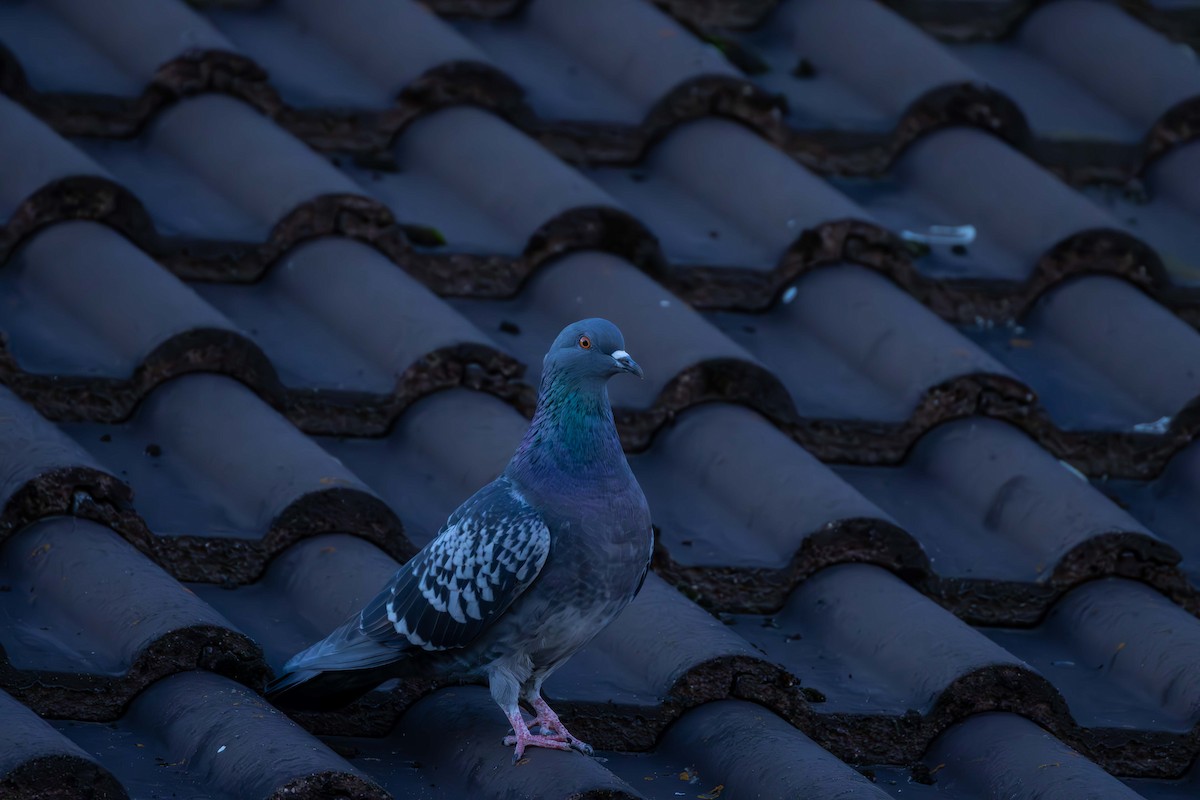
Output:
[358, 477, 551, 652]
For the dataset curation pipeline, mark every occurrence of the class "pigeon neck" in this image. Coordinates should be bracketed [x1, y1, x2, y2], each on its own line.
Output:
[509, 368, 625, 481]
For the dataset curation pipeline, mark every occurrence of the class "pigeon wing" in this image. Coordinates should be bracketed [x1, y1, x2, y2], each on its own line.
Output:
[358, 478, 551, 652]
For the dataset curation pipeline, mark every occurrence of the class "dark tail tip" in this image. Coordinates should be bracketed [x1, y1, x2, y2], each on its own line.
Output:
[264, 668, 321, 708]
[264, 668, 384, 712]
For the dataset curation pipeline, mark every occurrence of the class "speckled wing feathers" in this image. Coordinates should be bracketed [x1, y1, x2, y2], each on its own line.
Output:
[358, 478, 551, 652]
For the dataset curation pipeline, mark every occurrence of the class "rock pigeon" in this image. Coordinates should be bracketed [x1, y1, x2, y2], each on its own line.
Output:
[266, 318, 653, 761]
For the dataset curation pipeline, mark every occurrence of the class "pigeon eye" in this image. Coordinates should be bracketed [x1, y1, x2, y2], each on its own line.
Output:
[578, 335, 592, 350]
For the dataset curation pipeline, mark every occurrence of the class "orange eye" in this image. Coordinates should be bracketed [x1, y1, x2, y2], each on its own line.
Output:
[578, 335, 591, 350]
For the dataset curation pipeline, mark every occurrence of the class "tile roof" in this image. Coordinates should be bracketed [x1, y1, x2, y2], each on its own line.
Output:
[2, 0, 1200, 797]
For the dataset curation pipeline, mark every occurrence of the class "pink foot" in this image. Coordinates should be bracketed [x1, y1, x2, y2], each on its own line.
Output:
[503, 708, 574, 763]
[529, 697, 593, 756]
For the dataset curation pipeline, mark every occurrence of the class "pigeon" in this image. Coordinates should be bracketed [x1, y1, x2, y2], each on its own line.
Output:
[266, 318, 653, 761]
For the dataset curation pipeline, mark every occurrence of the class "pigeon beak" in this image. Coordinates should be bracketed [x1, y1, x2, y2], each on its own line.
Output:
[611, 350, 643, 379]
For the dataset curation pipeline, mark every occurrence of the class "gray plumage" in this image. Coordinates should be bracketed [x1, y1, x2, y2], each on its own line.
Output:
[266, 318, 653, 760]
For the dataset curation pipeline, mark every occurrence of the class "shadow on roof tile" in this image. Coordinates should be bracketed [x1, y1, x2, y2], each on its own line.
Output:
[651, 0, 1200, 179]
[709, 264, 1030, 422]
[339, 693, 1173, 799]
[984, 578, 1200, 748]
[58, 671, 388, 800]
[731, 565, 1200, 777]
[4, 218, 1200, 480]
[0, 93, 662, 294]
[644, 402, 1196, 622]
[0, 220, 287, 421]
[963, 275, 1200, 432]
[5, 0, 1200, 192]
[628, 699, 889, 799]
[0, 517, 267, 720]
[881, 0, 1200, 53]
[0, 687, 126, 799]
[60, 374, 417, 581]
[1127, 750, 1200, 798]
[317, 391, 527, 547]
[0, 375, 415, 585]
[636, 402, 927, 612]
[4, 89, 1200, 343]
[731, 564, 1070, 761]
[0, 382, 135, 539]
[927, 712, 1151, 797]
[0, 222, 529, 435]
[8, 113, 1193, 465]
[837, 416, 1190, 622]
[1103, 434, 1200, 593]
[192, 535, 401, 677]
[345, 687, 644, 799]
[344, 693, 896, 799]
[0, 0, 780, 167]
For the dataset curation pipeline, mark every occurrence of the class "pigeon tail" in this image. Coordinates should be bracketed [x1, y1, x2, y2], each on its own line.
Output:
[264, 664, 394, 711]
[265, 612, 409, 710]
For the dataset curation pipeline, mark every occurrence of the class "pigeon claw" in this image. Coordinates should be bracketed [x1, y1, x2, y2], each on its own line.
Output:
[504, 703, 594, 763]
[504, 731, 574, 764]
[530, 696, 594, 755]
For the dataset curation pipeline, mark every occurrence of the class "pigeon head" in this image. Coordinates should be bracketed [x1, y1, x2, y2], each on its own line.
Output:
[509, 319, 641, 478]
[542, 318, 643, 384]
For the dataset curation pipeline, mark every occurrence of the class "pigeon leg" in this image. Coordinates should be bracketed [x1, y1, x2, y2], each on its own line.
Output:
[503, 706, 574, 763]
[528, 696, 593, 755]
